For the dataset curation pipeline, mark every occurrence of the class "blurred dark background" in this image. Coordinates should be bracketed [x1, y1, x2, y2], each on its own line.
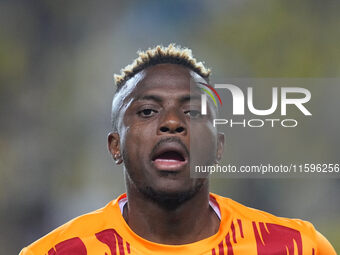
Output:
[0, 0, 339, 253]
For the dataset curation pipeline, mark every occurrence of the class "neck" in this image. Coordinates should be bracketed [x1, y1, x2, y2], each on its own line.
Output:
[124, 182, 220, 245]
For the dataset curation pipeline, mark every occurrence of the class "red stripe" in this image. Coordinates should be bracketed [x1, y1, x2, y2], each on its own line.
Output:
[225, 233, 234, 255]
[237, 219, 244, 238]
[231, 221, 237, 243]
[96, 229, 125, 255]
[198, 82, 223, 105]
[312, 248, 315, 255]
[113, 229, 125, 255]
[48, 249, 56, 255]
[126, 242, 130, 254]
[211, 248, 216, 255]
[218, 240, 224, 255]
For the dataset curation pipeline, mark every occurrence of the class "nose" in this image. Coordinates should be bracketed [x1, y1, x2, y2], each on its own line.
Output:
[158, 108, 186, 135]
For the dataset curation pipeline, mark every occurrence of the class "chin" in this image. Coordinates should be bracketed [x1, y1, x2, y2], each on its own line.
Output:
[139, 180, 204, 210]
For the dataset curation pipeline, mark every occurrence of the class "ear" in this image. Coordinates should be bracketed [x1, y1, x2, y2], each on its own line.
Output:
[108, 132, 123, 165]
[216, 132, 225, 163]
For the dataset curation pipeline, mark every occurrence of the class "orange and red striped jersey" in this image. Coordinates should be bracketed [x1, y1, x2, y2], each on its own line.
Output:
[20, 193, 336, 255]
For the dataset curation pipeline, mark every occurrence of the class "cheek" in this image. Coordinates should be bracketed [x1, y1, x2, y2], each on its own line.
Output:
[122, 123, 157, 182]
[122, 122, 156, 156]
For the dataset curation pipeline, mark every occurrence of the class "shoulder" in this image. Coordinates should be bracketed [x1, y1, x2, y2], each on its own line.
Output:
[315, 230, 337, 255]
[213, 193, 315, 228]
[211, 193, 336, 253]
[19, 195, 123, 255]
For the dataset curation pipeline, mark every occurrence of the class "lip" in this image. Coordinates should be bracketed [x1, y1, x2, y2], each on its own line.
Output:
[151, 142, 189, 172]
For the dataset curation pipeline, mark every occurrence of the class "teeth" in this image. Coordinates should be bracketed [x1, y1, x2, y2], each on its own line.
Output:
[155, 159, 180, 162]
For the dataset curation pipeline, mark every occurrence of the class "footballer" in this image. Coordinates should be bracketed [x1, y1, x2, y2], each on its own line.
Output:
[20, 44, 336, 255]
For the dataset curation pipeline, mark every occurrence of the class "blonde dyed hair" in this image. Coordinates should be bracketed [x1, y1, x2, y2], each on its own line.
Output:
[114, 44, 211, 89]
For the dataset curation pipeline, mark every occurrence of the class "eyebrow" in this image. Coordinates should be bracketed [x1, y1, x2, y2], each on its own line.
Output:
[134, 94, 202, 103]
[135, 95, 163, 103]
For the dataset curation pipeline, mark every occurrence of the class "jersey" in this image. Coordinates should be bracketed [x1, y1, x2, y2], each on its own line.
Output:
[20, 193, 337, 255]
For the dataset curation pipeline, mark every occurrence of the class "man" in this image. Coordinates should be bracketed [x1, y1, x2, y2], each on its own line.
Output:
[20, 44, 336, 254]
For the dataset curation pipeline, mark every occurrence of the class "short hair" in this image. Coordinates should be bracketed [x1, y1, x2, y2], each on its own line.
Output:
[114, 44, 211, 90]
[111, 44, 212, 131]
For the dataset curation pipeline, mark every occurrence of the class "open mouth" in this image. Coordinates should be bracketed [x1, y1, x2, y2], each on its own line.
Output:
[153, 151, 185, 162]
[151, 144, 188, 171]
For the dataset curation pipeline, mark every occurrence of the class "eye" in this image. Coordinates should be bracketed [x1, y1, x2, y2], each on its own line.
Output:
[137, 108, 158, 118]
[184, 110, 201, 118]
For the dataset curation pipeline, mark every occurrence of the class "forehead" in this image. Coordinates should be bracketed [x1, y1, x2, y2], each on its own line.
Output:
[130, 63, 203, 97]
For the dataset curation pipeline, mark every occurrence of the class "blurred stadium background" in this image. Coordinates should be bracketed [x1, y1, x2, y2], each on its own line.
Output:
[0, 0, 339, 253]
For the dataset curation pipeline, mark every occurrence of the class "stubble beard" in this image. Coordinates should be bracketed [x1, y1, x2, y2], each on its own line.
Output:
[138, 180, 204, 210]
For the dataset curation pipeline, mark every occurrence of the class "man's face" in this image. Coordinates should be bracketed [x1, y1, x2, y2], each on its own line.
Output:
[109, 64, 224, 203]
